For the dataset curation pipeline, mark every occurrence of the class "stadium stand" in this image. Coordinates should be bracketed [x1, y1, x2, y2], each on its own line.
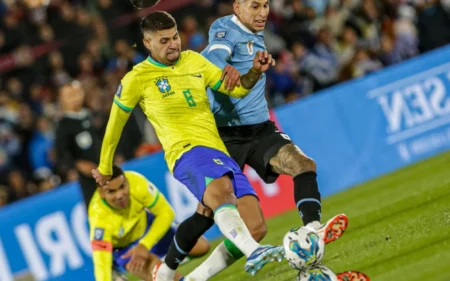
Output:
[1, 0, 450, 207]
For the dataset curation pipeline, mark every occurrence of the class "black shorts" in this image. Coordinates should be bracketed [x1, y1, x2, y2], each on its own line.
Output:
[218, 120, 292, 184]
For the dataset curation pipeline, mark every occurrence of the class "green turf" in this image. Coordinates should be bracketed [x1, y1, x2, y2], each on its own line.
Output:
[130, 151, 450, 281]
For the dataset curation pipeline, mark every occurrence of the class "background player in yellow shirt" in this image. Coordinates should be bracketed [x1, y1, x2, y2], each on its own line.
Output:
[91, 10, 282, 280]
[89, 164, 209, 280]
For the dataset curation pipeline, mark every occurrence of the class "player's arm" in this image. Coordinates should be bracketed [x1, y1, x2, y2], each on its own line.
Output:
[97, 73, 142, 176]
[204, 46, 230, 69]
[137, 176, 176, 250]
[203, 29, 237, 68]
[202, 51, 273, 98]
[203, 30, 239, 90]
[89, 222, 113, 281]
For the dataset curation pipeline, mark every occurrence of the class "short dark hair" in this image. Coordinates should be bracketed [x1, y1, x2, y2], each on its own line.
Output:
[140, 11, 177, 35]
[111, 164, 124, 180]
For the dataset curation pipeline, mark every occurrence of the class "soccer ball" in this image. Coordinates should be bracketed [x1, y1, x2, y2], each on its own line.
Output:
[283, 226, 325, 270]
[296, 265, 337, 281]
[130, 0, 161, 9]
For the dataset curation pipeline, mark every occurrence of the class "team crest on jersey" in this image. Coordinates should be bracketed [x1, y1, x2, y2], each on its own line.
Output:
[247, 41, 254, 55]
[94, 227, 104, 240]
[215, 31, 228, 39]
[118, 226, 124, 238]
[116, 84, 123, 98]
[155, 77, 175, 98]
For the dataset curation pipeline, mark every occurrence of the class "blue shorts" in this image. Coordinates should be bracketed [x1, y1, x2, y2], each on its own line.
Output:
[173, 146, 257, 203]
[112, 212, 176, 273]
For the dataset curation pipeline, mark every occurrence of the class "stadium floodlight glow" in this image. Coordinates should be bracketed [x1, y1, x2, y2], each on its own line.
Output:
[130, 0, 161, 9]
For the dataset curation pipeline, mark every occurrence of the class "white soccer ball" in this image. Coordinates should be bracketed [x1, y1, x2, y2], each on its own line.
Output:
[296, 265, 338, 281]
[283, 226, 325, 270]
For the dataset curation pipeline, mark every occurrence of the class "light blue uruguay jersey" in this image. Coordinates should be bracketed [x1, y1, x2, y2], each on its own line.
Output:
[201, 15, 269, 127]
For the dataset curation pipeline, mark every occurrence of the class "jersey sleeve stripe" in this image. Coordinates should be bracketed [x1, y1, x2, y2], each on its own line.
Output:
[113, 97, 133, 112]
[212, 80, 222, 91]
[91, 241, 113, 252]
[147, 190, 160, 209]
[208, 44, 232, 56]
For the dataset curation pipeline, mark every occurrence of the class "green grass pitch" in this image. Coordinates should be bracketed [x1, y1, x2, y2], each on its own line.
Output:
[130, 151, 450, 281]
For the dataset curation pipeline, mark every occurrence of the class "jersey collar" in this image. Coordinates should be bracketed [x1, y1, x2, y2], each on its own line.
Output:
[147, 54, 180, 67]
[231, 15, 264, 37]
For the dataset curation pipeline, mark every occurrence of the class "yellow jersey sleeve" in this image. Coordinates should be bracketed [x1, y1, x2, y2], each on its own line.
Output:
[98, 71, 142, 175]
[113, 71, 142, 113]
[88, 216, 113, 281]
[196, 52, 250, 98]
[127, 172, 176, 250]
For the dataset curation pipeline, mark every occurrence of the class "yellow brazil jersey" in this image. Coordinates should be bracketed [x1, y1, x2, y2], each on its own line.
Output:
[98, 50, 250, 175]
[88, 171, 175, 280]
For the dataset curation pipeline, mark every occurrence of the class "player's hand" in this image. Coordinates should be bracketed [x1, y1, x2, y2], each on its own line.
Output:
[252, 50, 275, 74]
[91, 168, 112, 186]
[221, 64, 241, 91]
[122, 244, 149, 274]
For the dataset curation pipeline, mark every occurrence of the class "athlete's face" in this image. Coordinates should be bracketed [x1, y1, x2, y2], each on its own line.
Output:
[143, 27, 181, 65]
[59, 81, 85, 112]
[100, 175, 130, 209]
[234, 0, 270, 32]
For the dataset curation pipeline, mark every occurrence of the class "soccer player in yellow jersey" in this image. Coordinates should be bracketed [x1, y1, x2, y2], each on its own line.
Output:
[92, 11, 283, 280]
[89, 164, 209, 280]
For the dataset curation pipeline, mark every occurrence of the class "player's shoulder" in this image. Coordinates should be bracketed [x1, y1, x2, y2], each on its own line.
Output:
[120, 58, 151, 83]
[209, 15, 244, 42]
[124, 170, 147, 184]
[125, 170, 155, 192]
[88, 192, 112, 222]
[119, 68, 141, 88]
[181, 50, 208, 63]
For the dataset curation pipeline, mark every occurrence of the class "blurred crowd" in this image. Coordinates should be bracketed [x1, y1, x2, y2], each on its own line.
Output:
[1, 0, 450, 207]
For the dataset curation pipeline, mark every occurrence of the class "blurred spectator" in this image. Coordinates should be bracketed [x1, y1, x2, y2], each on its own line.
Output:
[0, 185, 9, 207]
[300, 26, 339, 92]
[54, 81, 103, 205]
[415, 0, 450, 53]
[28, 116, 55, 178]
[8, 170, 30, 202]
[106, 39, 145, 73]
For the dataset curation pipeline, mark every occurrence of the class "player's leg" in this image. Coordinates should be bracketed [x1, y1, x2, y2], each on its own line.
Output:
[161, 194, 267, 280]
[248, 121, 348, 243]
[128, 223, 209, 281]
[162, 203, 214, 271]
[203, 173, 282, 276]
[184, 195, 267, 281]
[160, 147, 280, 278]
[269, 143, 348, 243]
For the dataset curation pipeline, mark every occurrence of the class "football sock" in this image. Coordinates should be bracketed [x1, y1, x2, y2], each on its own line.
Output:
[214, 204, 259, 257]
[156, 263, 175, 280]
[184, 242, 236, 281]
[164, 212, 214, 270]
[294, 172, 322, 225]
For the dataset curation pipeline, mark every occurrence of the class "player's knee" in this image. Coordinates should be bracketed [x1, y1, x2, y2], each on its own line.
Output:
[290, 154, 316, 177]
[203, 175, 237, 210]
[248, 220, 267, 242]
